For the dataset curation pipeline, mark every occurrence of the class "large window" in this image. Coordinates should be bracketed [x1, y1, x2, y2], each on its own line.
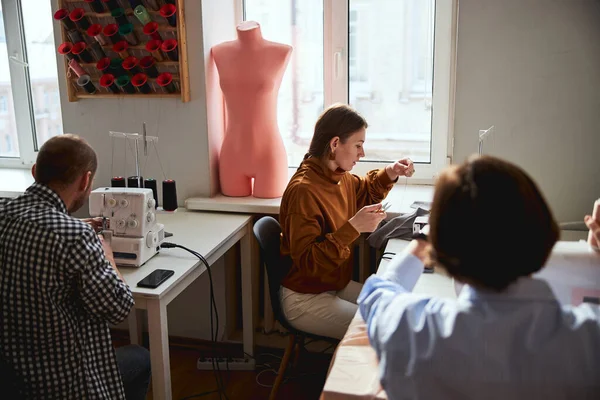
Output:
[0, 0, 63, 166]
[243, 0, 454, 181]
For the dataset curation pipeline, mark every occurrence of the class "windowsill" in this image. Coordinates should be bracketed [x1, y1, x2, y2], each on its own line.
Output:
[0, 167, 34, 198]
[186, 168, 434, 217]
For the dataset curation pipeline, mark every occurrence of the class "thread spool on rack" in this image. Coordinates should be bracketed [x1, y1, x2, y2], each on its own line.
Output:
[54, 0, 189, 102]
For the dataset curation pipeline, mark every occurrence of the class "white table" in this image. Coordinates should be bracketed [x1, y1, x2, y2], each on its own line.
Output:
[321, 238, 456, 400]
[119, 209, 255, 400]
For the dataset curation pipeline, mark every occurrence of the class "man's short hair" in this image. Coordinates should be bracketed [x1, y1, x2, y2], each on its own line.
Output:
[34, 134, 98, 187]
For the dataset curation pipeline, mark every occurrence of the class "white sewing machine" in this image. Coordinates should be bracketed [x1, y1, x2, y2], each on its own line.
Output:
[89, 187, 165, 267]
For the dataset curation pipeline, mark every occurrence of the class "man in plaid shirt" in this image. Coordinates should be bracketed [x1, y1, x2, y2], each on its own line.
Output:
[0, 134, 151, 399]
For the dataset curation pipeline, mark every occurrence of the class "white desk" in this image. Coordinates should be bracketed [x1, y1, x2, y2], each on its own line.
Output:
[321, 238, 456, 400]
[120, 209, 255, 400]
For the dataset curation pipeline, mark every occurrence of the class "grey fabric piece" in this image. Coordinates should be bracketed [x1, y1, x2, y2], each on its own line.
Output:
[367, 207, 430, 249]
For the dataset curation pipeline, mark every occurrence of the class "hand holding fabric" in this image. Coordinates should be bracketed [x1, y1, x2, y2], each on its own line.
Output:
[82, 217, 103, 232]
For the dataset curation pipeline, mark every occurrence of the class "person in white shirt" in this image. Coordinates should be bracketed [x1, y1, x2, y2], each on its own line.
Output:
[358, 154, 600, 400]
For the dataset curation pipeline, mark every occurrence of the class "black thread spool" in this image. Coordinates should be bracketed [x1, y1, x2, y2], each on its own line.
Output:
[162, 180, 177, 211]
[128, 176, 144, 188]
[102, 0, 121, 11]
[100, 74, 120, 94]
[161, 39, 179, 61]
[87, 24, 108, 46]
[88, 42, 106, 61]
[111, 7, 129, 27]
[159, 3, 177, 27]
[84, 0, 105, 13]
[157, 72, 176, 93]
[144, 178, 159, 208]
[58, 42, 76, 61]
[127, 0, 143, 8]
[139, 56, 159, 78]
[96, 57, 111, 75]
[103, 23, 123, 45]
[132, 73, 152, 94]
[111, 176, 126, 187]
[54, 9, 76, 31]
[66, 29, 84, 45]
[69, 8, 91, 31]
[72, 42, 94, 63]
[76, 75, 97, 94]
[123, 56, 141, 76]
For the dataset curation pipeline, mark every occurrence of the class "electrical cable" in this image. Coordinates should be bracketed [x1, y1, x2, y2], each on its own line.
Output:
[379, 251, 396, 262]
[161, 242, 229, 400]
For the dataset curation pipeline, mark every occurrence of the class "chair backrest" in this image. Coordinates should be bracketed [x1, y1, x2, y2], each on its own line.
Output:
[253, 216, 297, 333]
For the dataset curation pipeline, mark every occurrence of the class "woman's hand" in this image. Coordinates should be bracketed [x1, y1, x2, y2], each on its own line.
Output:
[349, 204, 387, 233]
[385, 158, 415, 180]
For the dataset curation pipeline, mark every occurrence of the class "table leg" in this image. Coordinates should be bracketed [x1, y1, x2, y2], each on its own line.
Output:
[240, 225, 255, 359]
[127, 308, 143, 345]
[147, 299, 171, 400]
[359, 236, 370, 283]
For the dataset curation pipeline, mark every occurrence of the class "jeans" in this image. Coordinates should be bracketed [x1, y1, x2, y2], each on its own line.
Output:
[0, 346, 151, 400]
[115, 345, 152, 400]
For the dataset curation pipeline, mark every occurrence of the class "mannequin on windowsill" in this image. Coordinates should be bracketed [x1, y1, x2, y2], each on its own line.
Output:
[211, 21, 292, 198]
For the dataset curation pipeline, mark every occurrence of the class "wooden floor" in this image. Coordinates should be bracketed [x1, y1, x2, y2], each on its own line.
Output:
[113, 332, 334, 400]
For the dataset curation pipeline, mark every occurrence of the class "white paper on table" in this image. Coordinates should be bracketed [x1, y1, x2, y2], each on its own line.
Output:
[322, 345, 387, 400]
[535, 241, 600, 306]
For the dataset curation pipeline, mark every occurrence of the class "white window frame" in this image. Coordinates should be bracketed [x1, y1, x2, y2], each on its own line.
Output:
[1, 0, 41, 168]
[240, 0, 457, 184]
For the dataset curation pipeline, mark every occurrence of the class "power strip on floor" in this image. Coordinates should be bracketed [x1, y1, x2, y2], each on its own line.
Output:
[197, 357, 256, 371]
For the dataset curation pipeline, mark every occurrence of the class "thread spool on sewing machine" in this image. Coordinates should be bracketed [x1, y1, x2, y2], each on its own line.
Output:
[109, 125, 177, 212]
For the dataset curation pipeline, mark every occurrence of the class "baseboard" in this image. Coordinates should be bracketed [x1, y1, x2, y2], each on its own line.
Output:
[110, 327, 335, 355]
[110, 328, 245, 354]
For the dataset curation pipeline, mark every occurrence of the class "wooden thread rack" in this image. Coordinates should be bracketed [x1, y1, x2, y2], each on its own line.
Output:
[56, 0, 190, 102]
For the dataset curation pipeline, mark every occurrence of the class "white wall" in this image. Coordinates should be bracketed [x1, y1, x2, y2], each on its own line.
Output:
[453, 0, 600, 223]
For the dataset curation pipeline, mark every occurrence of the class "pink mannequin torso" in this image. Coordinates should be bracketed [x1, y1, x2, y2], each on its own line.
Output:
[212, 21, 292, 198]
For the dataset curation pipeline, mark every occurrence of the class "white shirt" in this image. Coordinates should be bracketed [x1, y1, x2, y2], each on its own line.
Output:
[358, 252, 600, 400]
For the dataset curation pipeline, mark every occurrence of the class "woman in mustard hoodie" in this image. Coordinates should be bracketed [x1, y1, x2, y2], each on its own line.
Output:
[279, 103, 415, 339]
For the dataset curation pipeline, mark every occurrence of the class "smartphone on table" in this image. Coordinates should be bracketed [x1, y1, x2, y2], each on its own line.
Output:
[137, 269, 175, 289]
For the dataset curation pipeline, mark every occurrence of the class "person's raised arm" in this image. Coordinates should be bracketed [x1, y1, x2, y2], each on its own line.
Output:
[353, 169, 396, 208]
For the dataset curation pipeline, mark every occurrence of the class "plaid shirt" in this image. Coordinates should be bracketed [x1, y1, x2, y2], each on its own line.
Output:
[0, 183, 134, 399]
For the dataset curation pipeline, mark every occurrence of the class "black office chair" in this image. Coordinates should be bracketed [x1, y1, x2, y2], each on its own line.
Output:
[253, 216, 338, 400]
